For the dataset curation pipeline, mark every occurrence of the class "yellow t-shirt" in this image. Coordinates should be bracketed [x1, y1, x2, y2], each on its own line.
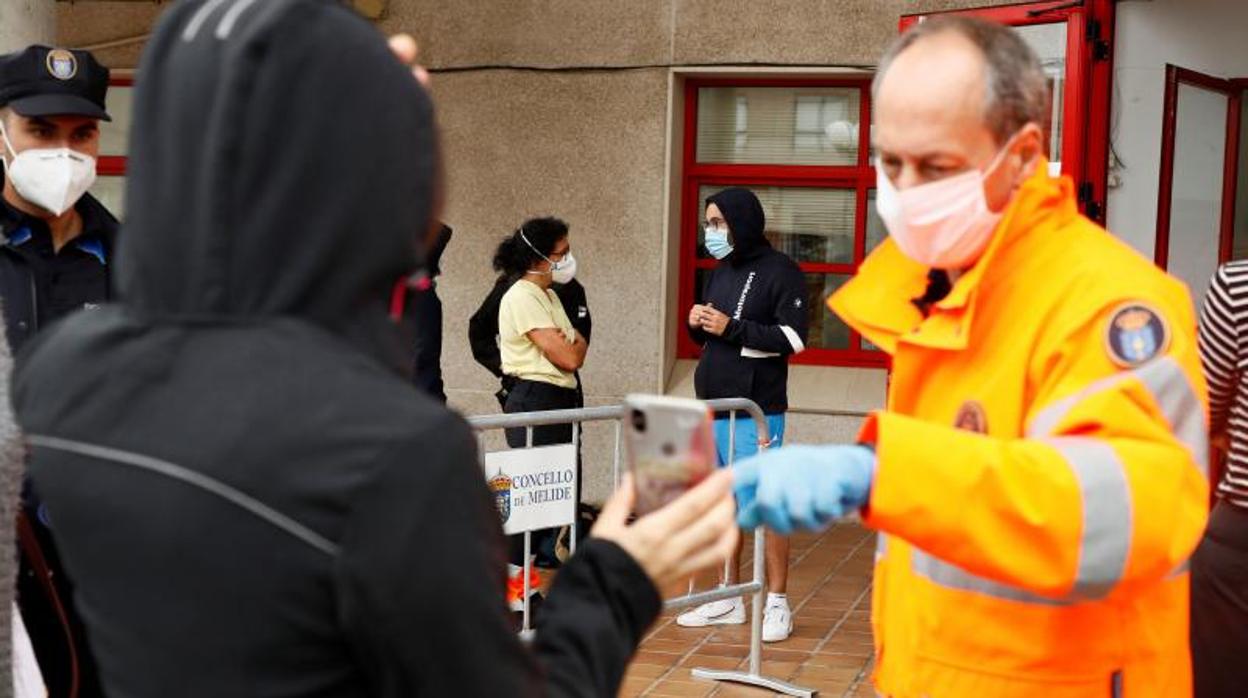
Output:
[498, 279, 578, 389]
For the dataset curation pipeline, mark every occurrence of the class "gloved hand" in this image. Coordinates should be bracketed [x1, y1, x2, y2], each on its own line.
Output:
[732, 445, 876, 534]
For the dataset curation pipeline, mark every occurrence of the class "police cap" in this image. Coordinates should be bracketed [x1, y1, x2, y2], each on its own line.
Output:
[0, 45, 111, 121]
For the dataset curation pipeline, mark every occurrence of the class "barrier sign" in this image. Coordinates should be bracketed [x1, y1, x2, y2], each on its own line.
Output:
[485, 444, 577, 535]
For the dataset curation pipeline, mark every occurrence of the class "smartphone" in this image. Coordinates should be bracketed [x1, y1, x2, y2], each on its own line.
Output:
[623, 394, 715, 516]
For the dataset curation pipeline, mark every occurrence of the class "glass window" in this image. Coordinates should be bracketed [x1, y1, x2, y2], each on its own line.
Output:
[1233, 87, 1248, 261]
[98, 84, 134, 158]
[696, 86, 861, 166]
[805, 273, 852, 350]
[89, 176, 126, 219]
[1013, 23, 1067, 168]
[1166, 83, 1229, 302]
[682, 79, 881, 366]
[866, 189, 887, 255]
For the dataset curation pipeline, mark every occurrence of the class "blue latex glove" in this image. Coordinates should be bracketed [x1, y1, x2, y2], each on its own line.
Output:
[731, 445, 876, 534]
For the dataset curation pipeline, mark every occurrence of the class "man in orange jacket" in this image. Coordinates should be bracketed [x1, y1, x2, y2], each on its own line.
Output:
[731, 16, 1209, 698]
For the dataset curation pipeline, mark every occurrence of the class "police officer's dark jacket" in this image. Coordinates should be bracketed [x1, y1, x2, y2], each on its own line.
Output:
[12, 2, 658, 696]
[0, 185, 115, 352]
[691, 188, 809, 414]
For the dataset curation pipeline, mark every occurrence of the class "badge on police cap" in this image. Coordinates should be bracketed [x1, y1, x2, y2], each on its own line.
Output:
[1105, 302, 1170, 368]
[45, 49, 78, 81]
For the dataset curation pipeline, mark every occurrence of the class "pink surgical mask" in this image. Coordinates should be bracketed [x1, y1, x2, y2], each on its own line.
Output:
[875, 141, 1015, 270]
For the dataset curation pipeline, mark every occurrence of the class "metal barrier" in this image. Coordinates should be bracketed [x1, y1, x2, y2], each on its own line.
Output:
[469, 397, 816, 697]
[785, 407, 872, 418]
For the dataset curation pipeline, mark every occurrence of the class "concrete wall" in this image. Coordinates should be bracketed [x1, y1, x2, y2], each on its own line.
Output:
[0, 0, 55, 54]
[1108, 0, 1248, 268]
[56, 1, 169, 69]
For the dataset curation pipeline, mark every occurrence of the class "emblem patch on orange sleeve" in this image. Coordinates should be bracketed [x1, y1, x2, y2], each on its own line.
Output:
[1105, 302, 1170, 368]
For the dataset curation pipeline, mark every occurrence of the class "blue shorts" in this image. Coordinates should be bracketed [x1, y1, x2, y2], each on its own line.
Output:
[713, 413, 786, 468]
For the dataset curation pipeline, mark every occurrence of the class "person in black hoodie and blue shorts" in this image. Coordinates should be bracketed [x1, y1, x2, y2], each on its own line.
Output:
[678, 187, 808, 643]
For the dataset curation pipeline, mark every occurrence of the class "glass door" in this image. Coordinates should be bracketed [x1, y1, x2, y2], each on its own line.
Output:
[1155, 66, 1242, 302]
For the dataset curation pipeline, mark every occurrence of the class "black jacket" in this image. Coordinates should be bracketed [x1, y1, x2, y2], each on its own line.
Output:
[469, 276, 592, 379]
[691, 188, 809, 414]
[0, 191, 116, 353]
[12, 2, 658, 696]
[406, 224, 452, 401]
[1, 184, 117, 698]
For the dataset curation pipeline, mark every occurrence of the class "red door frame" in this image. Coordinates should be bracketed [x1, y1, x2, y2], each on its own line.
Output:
[96, 75, 133, 178]
[677, 76, 886, 368]
[900, 0, 1116, 225]
[1155, 66, 1245, 269]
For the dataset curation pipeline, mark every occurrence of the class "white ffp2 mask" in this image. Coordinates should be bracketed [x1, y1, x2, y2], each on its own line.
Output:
[551, 252, 577, 284]
[0, 123, 97, 217]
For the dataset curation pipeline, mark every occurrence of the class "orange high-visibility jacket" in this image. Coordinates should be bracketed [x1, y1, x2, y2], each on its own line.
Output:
[829, 163, 1209, 698]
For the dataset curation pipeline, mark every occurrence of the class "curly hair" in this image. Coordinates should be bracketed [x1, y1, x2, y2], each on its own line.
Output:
[491, 217, 569, 278]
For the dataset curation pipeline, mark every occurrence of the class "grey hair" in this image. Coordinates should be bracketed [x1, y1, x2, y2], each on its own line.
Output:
[872, 16, 1049, 145]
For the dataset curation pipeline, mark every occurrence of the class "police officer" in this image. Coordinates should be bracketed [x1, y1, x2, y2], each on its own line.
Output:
[732, 18, 1208, 697]
[0, 45, 116, 697]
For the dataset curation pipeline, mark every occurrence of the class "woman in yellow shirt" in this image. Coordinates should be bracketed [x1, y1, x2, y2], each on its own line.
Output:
[496, 218, 586, 402]
[493, 217, 588, 611]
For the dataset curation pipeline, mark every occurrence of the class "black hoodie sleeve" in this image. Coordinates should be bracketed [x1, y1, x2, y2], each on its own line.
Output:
[686, 269, 713, 346]
[719, 260, 808, 355]
[687, 322, 711, 346]
[553, 281, 592, 344]
[469, 280, 509, 379]
[337, 413, 660, 697]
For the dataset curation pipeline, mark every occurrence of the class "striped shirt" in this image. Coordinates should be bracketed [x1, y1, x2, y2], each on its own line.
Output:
[1198, 261, 1248, 507]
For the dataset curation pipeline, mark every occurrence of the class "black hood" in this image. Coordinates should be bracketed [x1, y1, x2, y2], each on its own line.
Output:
[117, 0, 438, 355]
[706, 187, 769, 264]
[425, 223, 452, 278]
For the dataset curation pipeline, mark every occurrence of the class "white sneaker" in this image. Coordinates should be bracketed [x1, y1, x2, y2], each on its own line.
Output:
[676, 596, 746, 627]
[762, 597, 793, 642]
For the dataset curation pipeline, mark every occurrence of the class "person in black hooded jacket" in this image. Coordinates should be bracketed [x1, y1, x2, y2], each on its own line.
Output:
[678, 187, 809, 644]
[9, 2, 739, 696]
[402, 222, 452, 401]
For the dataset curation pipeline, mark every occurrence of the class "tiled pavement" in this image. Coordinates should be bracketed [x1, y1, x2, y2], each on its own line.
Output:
[619, 523, 878, 697]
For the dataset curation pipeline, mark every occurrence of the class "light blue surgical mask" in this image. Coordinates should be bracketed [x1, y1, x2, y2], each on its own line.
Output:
[704, 226, 733, 260]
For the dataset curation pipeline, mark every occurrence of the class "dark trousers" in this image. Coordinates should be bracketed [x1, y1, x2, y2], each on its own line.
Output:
[1191, 500, 1248, 698]
[503, 379, 580, 567]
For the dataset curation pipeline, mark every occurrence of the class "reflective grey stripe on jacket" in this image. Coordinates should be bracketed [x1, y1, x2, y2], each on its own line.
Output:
[912, 357, 1204, 604]
[27, 434, 339, 557]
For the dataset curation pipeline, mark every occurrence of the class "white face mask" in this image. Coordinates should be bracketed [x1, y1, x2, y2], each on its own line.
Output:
[520, 229, 578, 284]
[551, 252, 577, 285]
[0, 122, 97, 217]
[875, 140, 1014, 270]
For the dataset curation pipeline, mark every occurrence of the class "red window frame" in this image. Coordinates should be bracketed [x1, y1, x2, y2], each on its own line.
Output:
[96, 75, 132, 179]
[676, 76, 885, 368]
[1154, 66, 1248, 268]
[900, 0, 1116, 225]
